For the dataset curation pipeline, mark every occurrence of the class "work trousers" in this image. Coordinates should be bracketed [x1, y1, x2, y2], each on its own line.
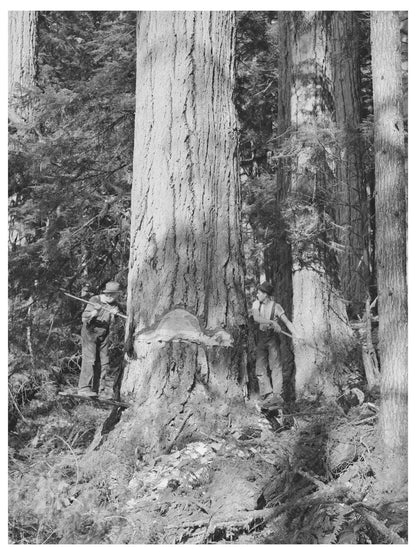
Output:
[255, 330, 283, 399]
[78, 324, 110, 393]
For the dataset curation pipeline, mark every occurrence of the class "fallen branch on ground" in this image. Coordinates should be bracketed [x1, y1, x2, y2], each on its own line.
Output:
[8, 386, 31, 425]
[353, 505, 405, 544]
[166, 508, 274, 533]
[267, 483, 351, 520]
[351, 415, 377, 426]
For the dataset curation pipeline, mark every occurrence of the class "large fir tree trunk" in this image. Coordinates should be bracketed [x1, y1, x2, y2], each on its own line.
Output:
[113, 11, 247, 455]
[371, 11, 407, 492]
[277, 12, 352, 399]
[8, 11, 37, 123]
[331, 12, 369, 317]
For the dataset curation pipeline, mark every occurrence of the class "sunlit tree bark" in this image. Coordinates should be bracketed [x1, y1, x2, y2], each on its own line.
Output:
[111, 11, 247, 455]
[8, 11, 38, 250]
[8, 11, 37, 123]
[276, 12, 352, 399]
[371, 10, 407, 492]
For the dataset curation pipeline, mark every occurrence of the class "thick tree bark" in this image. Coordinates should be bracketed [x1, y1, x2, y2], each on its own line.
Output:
[113, 11, 247, 455]
[276, 12, 352, 399]
[331, 12, 369, 318]
[371, 11, 407, 492]
[8, 11, 37, 123]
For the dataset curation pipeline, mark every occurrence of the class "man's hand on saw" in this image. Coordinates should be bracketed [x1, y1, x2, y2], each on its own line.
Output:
[272, 321, 282, 333]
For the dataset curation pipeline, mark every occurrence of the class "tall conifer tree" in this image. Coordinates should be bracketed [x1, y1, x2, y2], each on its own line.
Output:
[331, 11, 369, 317]
[113, 11, 247, 453]
[276, 11, 352, 398]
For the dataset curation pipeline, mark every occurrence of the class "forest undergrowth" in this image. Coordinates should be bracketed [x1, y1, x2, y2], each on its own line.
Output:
[8, 358, 407, 545]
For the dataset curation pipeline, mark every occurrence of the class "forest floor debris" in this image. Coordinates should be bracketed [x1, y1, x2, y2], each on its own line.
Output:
[8, 385, 408, 544]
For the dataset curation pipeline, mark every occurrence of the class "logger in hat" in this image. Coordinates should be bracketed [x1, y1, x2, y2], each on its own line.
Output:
[78, 281, 123, 397]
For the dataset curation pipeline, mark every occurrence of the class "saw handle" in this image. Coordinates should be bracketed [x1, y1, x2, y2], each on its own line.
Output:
[60, 289, 127, 320]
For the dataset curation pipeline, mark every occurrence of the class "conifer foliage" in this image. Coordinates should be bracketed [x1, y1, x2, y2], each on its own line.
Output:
[9, 12, 136, 423]
[9, 11, 136, 292]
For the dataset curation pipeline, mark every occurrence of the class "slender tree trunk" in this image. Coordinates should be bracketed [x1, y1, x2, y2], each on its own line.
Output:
[8, 11, 37, 250]
[276, 12, 352, 399]
[8, 11, 37, 123]
[272, 16, 295, 400]
[111, 11, 247, 455]
[331, 12, 369, 318]
[371, 11, 407, 492]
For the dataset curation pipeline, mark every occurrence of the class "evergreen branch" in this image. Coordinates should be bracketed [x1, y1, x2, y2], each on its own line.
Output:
[44, 162, 129, 185]
[53, 435, 80, 487]
[353, 505, 405, 544]
[252, 80, 275, 97]
[8, 386, 31, 426]
[267, 483, 351, 520]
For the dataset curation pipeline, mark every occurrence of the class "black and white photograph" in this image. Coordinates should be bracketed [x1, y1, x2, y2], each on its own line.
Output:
[7, 3, 410, 546]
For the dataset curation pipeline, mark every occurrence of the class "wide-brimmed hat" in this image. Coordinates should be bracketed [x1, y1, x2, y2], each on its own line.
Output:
[258, 281, 273, 296]
[102, 281, 121, 294]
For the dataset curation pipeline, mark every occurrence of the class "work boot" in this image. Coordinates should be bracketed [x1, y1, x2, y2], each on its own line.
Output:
[254, 392, 272, 413]
[77, 388, 98, 398]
